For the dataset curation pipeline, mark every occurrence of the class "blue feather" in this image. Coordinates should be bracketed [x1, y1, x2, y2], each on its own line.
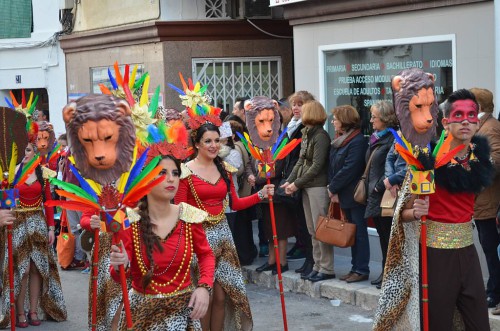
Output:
[108, 68, 118, 90]
[147, 124, 161, 143]
[4, 98, 14, 109]
[12, 163, 23, 186]
[68, 164, 99, 202]
[272, 127, 288, 154]
[167, 83, 186, 96]
[124, 147, 150, 194]
[235, 132, 247, 144]
[389, 128, 407, 150]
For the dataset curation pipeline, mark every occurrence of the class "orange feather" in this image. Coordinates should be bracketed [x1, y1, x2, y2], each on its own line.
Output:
[44, 200, 97, 213]
[99, 84, 112, 94]
[114, 61, 123, 87]
[9, 91, 19, 107]
[55, 190, 101, 210]
[435, 144, 466, 168]
[122, 176, 165, 206]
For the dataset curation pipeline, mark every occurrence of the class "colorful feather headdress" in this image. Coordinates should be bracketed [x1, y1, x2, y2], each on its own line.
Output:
[5, 90, 39, 144]
[99, 61, 160, 141]
[168, 73, 222, 130]
[46, 145, 166, 232]
[144, 119, 193, 162]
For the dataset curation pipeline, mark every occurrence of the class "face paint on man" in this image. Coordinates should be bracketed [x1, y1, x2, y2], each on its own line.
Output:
[447, 99, 479, 124]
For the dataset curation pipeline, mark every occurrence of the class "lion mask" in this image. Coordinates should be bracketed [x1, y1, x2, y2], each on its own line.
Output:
[62, 94, 136, 185]
[245, 96, 281, 150]
[392, 68, 438, 147]
[36, 121, 55, 155]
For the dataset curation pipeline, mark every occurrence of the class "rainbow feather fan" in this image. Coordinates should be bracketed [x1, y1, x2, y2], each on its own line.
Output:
[236, 131, 302, 165]
[0, 142, 42, 190]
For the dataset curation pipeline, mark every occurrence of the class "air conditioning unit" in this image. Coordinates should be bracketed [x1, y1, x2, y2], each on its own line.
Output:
[244, 0, 271, 18]
[59, 0, 74, 10]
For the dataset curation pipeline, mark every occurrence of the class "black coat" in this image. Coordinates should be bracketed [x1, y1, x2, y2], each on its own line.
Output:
[364, 133, 395, 218]
[282, 123, 305, 179]
[328, 132, 368, 209]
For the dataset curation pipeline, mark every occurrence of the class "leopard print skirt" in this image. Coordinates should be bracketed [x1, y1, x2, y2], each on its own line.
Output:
[201, 218, 253, 331]
[0, 209, 67, 328]
[117, 289, 201, 331]
[87, 232, 123, 331]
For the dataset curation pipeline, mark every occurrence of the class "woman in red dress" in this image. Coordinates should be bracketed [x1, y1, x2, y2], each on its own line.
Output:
[0, 142, 67, 328]
[176, 123, 274, 331]
[109, 155, 215, 330]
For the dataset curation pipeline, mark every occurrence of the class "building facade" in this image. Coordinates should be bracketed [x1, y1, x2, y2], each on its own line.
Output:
[0, 0, 69, 135]
[60, 0, 294, 114]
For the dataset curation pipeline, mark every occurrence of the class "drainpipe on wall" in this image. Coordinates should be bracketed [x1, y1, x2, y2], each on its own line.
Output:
[496, 0, 500, 118]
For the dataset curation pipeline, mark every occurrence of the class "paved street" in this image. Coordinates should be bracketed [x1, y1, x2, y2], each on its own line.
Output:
[34, 267, 374, 330]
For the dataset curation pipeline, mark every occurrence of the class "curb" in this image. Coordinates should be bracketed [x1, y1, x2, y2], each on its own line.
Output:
[242, 265, 500, 330]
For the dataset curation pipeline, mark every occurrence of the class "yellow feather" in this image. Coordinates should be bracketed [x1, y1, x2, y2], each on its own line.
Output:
[68, 155, 75, 164]
[194, 81, 201, 92]
[0, 162, 3, 177]
[27, 92, 34, 109]
[401, 134, 413, 154]
[8, 143, 17, 184]
[129, 64, 138, 89]
[140, 75, 150, 107]
[86, 178, 102, 195]
[117, 173, 128, 194]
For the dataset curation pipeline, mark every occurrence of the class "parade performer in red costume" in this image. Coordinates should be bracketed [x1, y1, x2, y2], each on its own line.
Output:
[171, 74, 274, 331]
[0, 130, 67, 328]
[109, 154, 215, 330]
[374, 82, 493, 328]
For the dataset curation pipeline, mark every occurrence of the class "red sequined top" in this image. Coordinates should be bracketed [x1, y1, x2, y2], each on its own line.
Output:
[428, 184, 474, 224]
[175, 173, 260, 216]
[110, 215, 215, 295]
[18, 179, 54, 227]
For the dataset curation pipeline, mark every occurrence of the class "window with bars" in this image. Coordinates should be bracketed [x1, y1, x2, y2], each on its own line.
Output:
[193, 57, 282, 112]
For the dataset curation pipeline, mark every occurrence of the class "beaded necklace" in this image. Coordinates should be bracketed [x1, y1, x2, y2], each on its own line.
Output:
[132, 220, 193, 295]
[187, 175, 228, 224]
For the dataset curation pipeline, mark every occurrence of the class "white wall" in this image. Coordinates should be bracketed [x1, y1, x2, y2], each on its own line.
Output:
[293, 2, 495, 105]
[160, 0, 229, 20]
[0, 0, 67, 135]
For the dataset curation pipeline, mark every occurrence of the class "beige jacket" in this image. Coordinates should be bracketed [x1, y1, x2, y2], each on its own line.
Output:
[474, 113, 500, 220]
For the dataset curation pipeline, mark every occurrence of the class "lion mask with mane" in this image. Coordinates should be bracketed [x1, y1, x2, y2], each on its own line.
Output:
[244, 96, 281, 150]
[62, 94, 136, 185]
[392, 68, 438, 147]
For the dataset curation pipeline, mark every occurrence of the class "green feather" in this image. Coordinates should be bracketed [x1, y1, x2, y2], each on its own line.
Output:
[49, 177, 96, 202]
[272, 137, 289, 159]
[133, 72, 149, 91]
[149, 86, 161, 117]
[432, 130, 446, 158]
[28, 95, 39, 115]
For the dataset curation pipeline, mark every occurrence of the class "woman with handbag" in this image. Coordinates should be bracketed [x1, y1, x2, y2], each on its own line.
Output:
[328, 105, 369, 283]
[363, 101, 399, 289]
[281, 100, 334, 282]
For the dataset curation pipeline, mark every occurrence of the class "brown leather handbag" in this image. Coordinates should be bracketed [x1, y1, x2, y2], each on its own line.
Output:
[380, 188, 398, 217]
[315, 202, 356, 248]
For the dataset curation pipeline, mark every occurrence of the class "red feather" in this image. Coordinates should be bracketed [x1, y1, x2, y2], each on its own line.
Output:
[123, 84, 135, 107]
[44, 200, 97, 213]
[435, 144, 466, 168]
[123, 64, 130, 85]
[124, 166, 163, 200]
[15, 158, 41, 187]
[21, 90, 26, 108]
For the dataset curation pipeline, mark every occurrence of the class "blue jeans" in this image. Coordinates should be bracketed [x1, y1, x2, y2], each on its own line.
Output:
[343, 207, 370, 275]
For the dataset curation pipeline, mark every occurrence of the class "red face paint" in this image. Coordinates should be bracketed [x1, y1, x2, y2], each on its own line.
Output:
[447, 99, 479, 124]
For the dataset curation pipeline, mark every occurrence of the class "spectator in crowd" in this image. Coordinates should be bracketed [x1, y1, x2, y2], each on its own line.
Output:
[470, 87, 500, 309]
[232, 97, 249, 123]
[278, 98, 292, 130]
[282, 91, 316, 276]
[225, 115, 261, 264]
[363, 101, 399, 288]
[282, 100, 333, 282]
[328, 105, 369, 283]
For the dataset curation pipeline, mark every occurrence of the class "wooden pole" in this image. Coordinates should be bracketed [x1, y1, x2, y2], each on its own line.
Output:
[266, 177, 288, 331]
[7, 224, 15, 331]
[112, 234, 133, 330]
[91, 230, 99, 331]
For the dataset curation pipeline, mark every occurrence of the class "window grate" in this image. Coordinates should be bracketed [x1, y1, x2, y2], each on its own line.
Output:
[193, 57, 282, 112]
